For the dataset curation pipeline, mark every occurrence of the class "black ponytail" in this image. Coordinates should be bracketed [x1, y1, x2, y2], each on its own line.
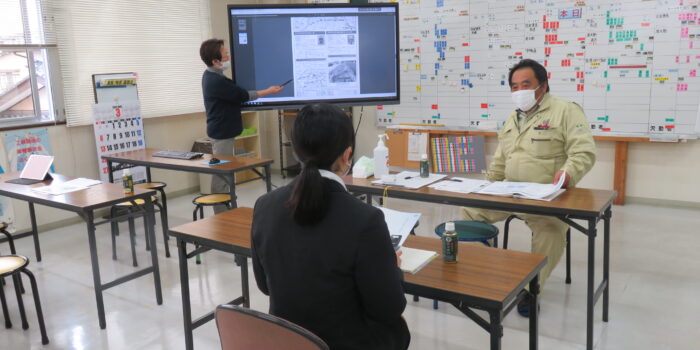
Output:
[286, 104, 354, 226]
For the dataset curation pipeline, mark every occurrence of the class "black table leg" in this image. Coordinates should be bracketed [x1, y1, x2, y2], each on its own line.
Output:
[228, 174, 238, 209]
[529, 274, 540, 350]
[146, 166, 152, 183]
[84, 210, 106, 329]
[264, 164, 272, 193]
[178, 239, 194, 350]
[235, 255, 250, 308]
[28, 202, 41, 262]
[603, 208, 611, 322]
[143, 200, 162, 305]
[586, 218, 597, 350]
[489, 310, 503, 350]
[107, 160, 114, 183]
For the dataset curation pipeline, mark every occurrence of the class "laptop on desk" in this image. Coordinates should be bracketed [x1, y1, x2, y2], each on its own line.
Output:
[6, 154, 54, 185]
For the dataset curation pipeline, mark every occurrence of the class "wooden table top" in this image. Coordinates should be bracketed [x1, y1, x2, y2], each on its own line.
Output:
[343, 175, 617, 219]
[169, 207, 546, 307]
[403, 236, 546, 307]
[0, 172, 155, 212]
[169, 207, 254, 255]
[102, 148, 273, 174]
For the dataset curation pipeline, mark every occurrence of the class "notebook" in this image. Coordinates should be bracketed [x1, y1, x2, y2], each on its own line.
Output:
[399, 247, 438, 274]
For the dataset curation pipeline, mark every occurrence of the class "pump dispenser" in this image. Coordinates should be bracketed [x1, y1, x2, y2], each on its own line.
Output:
[373, 134, 389, 178]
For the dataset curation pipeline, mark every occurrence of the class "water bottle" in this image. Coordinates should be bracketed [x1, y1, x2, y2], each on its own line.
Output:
[122, 168, 134, 194]
[442, 221, 458, 263]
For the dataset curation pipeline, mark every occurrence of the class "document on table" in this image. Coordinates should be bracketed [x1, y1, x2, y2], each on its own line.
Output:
[429, 177, 490, 194]
[31, 183, 88, 195]
[476, 174, 566, 201]
[30, 178, 101, 196]
[399, 247, 438, 274]
[379, 207, 421, 249]
[371, 171, 446, 189]
[64, 178, 102, 188]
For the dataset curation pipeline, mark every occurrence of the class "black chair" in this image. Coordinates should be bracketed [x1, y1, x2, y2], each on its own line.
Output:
[503, 215, 572, 284]
[0, 255, 49, 345]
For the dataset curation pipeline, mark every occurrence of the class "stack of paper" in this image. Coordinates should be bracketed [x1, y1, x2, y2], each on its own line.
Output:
[378, 207, 421, 249]
[429, 177, 490, 194]
[31, 178, 102, 196]
[477, 175, 566, 201]
[371, 171, 446, 190]
[399, 247, 438, 274]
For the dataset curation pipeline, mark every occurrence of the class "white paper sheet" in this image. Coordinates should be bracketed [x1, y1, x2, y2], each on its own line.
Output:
[407, 132, 428, 161]
[31, 184, 88, 196]
[429, 177, 490, 194]
[63, 178, 102, 188]
[372, 171, 446, 189]
[378, 207, 421, 248]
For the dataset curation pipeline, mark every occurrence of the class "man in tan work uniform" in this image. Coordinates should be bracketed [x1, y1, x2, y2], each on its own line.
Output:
[461, 59, 596, 316]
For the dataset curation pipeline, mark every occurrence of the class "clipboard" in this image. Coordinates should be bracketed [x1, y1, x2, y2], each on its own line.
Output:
[6, 155, 54, 185]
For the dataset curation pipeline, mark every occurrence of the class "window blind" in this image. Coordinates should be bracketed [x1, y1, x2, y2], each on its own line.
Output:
[50, 0, 211, 126]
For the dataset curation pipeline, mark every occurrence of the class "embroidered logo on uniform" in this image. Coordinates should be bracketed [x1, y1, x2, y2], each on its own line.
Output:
[534, 119, 550, 130]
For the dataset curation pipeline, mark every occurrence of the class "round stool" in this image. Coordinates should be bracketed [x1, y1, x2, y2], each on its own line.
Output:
[434, 220, 499, 247]
[192, 194, 233, 264]
[111, 194, 170, 267]
[0, 255, 49, 344]
[192, 194, 233, 221]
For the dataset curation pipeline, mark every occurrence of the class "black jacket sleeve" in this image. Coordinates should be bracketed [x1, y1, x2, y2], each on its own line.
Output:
[354, 209, 407, 324]
[210, 77, 251, 105]
[251, 198, 269, 295]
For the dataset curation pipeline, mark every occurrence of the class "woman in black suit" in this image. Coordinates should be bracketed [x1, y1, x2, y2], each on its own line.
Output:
[251, 103, 410, 350]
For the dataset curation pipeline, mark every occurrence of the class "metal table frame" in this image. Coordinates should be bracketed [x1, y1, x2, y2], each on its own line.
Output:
[0, 180, 162, 329]
[104, 154, 273, 209]
[352, 186, 613, 350]
[170, 231, 251, 350]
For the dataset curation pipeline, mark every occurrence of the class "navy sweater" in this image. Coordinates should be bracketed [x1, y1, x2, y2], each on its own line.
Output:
[202, 69, 250, 139]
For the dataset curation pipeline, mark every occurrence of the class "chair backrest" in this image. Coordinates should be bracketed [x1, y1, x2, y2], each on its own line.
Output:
[215, 305, 329, 350]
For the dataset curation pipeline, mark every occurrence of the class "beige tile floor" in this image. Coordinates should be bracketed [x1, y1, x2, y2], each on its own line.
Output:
[2, 175, 700, 349]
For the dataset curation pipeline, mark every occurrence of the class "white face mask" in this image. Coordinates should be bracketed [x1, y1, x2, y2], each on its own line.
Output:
[219, 60, 231, 70]
[511, 85, 540, 111]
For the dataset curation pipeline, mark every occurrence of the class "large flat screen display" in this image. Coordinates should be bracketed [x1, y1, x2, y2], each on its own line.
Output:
[228, 3, 399, 110]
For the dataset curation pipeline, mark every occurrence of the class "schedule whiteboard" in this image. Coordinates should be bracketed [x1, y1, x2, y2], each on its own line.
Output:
[375, 0, 700, 139]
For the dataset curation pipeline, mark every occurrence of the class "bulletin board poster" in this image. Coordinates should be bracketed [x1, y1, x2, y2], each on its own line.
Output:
[0, 165, 15, 232]
[92, 102, 147, 183]
[3, 127, 55, 172]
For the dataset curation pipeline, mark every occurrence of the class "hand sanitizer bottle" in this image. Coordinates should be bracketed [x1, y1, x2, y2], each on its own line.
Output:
[373, 134, 389, 178]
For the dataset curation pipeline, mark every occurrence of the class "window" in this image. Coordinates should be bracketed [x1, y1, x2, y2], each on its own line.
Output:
[0, 0, 62, 127]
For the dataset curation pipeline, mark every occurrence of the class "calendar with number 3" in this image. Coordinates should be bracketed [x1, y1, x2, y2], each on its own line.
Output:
[92, 102, 147, 183]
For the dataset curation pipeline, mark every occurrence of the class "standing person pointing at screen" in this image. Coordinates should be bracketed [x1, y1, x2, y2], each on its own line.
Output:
[199, 38, 283, 213]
